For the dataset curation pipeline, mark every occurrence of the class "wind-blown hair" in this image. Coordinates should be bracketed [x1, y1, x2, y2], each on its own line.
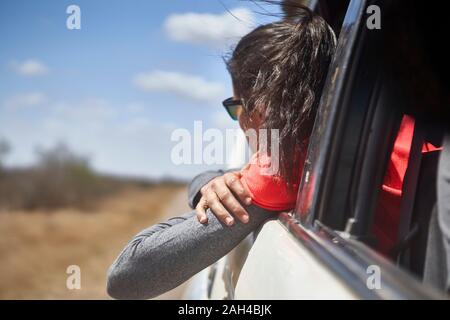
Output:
[226, 4, 336, 185]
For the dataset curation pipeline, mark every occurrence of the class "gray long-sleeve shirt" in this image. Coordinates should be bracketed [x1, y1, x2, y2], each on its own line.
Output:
[106, 170, 276, 300]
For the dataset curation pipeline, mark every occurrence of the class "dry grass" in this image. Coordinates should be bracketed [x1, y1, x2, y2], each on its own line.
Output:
[0, 183, 188, 299]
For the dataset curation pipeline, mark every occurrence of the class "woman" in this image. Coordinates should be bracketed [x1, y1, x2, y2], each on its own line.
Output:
[107, 7, 336, 300]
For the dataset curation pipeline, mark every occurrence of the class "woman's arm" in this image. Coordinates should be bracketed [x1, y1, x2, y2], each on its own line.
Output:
[106, 205, 275, 300]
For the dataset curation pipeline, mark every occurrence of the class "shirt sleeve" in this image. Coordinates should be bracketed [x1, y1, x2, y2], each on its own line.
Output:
[106, 206, 276, 300]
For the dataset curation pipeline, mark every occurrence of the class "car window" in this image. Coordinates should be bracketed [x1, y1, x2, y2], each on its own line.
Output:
[294, 0, 380, 229]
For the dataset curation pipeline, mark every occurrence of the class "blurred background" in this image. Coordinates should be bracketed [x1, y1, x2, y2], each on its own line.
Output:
[0, 0, 279, 299]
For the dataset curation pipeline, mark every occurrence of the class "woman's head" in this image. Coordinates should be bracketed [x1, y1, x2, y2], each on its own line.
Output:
[226, 5, 336, 184]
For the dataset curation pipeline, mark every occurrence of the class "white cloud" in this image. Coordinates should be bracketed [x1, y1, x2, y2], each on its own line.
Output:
[133, 70, 224, 104]
[52, 98, 116, 123]
[125, 103, 146, 114]
[3, 92, 47, 111]
[164, 7, 254, 49]
[11, 59, 49, 76]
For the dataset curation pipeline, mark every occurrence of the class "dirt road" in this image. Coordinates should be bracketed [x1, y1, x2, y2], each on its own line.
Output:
[0, 184, 191, 299]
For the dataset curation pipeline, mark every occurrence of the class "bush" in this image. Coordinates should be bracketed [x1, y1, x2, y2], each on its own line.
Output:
[0, 143, 124, 211]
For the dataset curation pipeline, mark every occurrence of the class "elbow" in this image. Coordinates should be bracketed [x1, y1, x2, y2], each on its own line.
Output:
[106, 236, 165, 299]
[106, 236, 171, 299]
[106, 263, 141, 300]
[106, 260, 162, 300]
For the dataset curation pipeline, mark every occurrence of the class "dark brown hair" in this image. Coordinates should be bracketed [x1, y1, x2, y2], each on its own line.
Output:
[226, 4, 336, 185]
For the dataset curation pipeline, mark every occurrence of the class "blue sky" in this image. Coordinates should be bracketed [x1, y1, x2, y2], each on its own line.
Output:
[0, 0, 278, 180]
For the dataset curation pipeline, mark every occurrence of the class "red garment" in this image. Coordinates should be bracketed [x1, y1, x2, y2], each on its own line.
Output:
[240, 152, 302, 211]
[373, 115, 440, 254]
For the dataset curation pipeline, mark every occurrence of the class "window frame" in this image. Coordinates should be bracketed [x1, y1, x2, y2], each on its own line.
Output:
[293, 0, 401, 239]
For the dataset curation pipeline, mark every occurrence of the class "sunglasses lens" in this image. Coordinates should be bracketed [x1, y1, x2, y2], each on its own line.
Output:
[227, 105, 241, 120]
[222, 98, 242, 121]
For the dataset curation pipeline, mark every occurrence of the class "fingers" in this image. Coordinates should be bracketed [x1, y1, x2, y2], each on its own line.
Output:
[203, 188, 235, 226]
[198, 172, 253, 227]
[223, 172, 252, 206]
[196, 197, 208, 224]
[212, 177, 249, 224]
[196, 195, 234, 226]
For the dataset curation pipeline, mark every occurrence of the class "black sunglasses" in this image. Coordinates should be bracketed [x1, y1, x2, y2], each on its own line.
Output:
[222, 97, 243, 121]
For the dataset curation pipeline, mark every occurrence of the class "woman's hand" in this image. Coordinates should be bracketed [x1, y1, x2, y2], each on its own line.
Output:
[196, 171, 252, 226]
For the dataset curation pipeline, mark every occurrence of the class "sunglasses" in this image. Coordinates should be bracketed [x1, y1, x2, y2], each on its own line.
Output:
[222, 97, 243, 121]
